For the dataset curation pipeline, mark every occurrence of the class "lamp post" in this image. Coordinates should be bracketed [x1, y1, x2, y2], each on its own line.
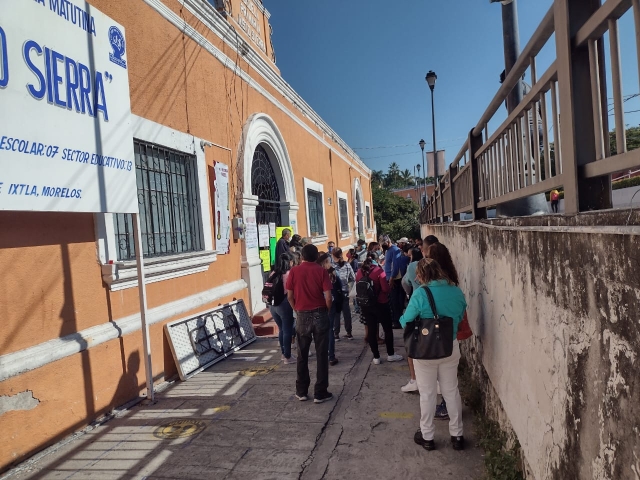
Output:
[418, 139, 426, 205]
[416, 163, 422, 207]
[425, 71, 438, 187]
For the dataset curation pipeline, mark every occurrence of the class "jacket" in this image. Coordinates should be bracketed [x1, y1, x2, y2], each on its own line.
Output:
[355, 264, 390, 304]
[401, 261, 421, 296]
[334, 261, 355, 293]
[399, 279, 467, 337]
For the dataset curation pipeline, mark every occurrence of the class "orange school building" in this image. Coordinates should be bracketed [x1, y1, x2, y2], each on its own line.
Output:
[0, 0, 375, 470]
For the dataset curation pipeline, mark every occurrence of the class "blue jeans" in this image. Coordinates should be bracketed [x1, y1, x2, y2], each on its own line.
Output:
[270, 299, 295, 358]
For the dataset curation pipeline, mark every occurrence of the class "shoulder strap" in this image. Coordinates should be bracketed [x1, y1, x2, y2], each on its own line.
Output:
[420, 286, 439, 319]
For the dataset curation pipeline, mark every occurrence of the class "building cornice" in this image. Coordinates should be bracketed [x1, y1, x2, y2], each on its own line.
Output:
[144, 0, 370, 178]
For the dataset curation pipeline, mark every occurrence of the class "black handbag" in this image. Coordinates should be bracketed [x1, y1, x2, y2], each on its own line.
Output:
[403, 286, 454, 360]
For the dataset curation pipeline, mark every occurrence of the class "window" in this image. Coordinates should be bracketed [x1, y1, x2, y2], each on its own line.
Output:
[365, 204, 371, 229]
[339, 198, 349, 232]
[307, 189, 324, 236]
[113, 140, 204, 260]
[303, 178, 327, 239]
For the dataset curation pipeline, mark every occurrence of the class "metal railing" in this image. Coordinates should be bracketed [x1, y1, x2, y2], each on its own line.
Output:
[422, 0, 640, 223]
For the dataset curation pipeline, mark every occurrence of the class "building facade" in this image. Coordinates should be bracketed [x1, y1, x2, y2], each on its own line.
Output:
[0, 0, 375, 470]
[391, 185, 435, 206]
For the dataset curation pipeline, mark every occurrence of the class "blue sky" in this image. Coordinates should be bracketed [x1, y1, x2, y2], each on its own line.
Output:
[267, 1, 640, 174]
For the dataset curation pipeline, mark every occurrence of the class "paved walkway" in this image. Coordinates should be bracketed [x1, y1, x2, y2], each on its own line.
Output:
[5, 322, 484, 480]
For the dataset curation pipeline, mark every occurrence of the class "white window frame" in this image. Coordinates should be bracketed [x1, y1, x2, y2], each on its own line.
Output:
[96, 115, 216, 291]
[336, 189, 351, 238]
[303, 177, 328, 244]
[365, 201, 372, 230]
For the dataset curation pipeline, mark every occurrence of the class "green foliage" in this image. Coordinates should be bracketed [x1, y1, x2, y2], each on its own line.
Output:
[370, 163, 431, 190]
[372, 183, 420, 239]
[610, 126, 640, 156]
[612, 176, 640, 190]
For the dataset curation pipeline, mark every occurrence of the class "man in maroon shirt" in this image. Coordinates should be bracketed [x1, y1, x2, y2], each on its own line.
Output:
[286, 244, 333, 403]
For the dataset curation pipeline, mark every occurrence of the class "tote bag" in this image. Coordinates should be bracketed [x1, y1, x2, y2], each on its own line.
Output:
[403, 286, 454, 360]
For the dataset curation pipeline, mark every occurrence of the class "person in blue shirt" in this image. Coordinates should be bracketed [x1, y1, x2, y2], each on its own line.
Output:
[399, 257, 467, 452]
[382, 236, 407, 329]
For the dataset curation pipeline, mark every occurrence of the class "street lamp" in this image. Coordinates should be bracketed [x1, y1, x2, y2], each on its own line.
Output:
[425, 71, 438, 186]
[419, 139, 426, 204]
[416, 163, 422, 206]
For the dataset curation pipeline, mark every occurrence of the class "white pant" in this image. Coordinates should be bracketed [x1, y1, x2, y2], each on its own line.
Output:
[413, 340, 463, 440]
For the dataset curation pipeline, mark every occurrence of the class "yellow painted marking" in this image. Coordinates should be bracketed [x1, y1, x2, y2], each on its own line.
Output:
[239, 365, 279, 377]
[391, 365, 410, 371]
[211, 405, 231, 413]
[379, 412, 414, 419]
[154, 419, 206, 439]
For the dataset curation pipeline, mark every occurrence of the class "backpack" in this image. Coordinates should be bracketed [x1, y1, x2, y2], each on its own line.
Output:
[262, 271, 285, 306]
[356, 271, 377, 307]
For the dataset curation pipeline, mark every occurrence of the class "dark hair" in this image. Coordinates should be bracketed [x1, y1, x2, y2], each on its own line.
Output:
[425, 243, 459, 286]
[367, 241, 379, 252]
[302, 244, 319, 262]
[415, 258, 452, 285]
[357, 239, 366, 247]
[423, 235, 439, 246]
[275, 252, 293, 275]
[360, 257, 374, 275]
[402, 244, 412, 254]
[316, 252, 330, 265]
[291, 250, 301, 265]
[381, 244, 389, 253]
[411, 248, 423, 263]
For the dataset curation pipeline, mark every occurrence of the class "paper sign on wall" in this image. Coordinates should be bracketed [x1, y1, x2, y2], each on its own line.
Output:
[0, 0, 136, 213]
[245, 216, 259, 249]
[276, 226, 292, 242]
[214, 162, 230, 254]
[268, 222, 276, 237]
[259, 250, 271, 272]
[258, 224, 270, 247]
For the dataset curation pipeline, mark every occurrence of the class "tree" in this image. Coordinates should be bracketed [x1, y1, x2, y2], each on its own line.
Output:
[372, 183, 420, 240]
[371, 170, 385, 187]
[610, 126, 640, 156]
[400, 169, 415, 186]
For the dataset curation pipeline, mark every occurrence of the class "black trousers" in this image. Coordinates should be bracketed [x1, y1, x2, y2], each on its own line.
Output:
[296, 308, 330, 398]
[390, 281, 405, 326]
[361, 303, 395, 359]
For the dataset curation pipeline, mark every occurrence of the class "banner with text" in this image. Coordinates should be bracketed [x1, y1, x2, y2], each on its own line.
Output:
[0, 0, 136, 213]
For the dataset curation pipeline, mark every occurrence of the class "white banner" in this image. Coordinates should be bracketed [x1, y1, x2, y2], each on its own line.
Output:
[0, 0, 136, 213]
[427, 150, 446, 179]
[213, 162, 230, 254]
[245, 216, 258, 250]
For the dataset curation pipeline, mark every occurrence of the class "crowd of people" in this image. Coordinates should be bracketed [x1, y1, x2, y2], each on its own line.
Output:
[263, 229, 470, 451]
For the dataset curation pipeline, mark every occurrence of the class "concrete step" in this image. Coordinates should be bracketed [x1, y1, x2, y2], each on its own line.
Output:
[254, 319, 279, 337]
[252, 308, 272, 325]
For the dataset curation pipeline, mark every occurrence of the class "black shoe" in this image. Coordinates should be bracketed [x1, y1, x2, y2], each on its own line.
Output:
[414, 430, 436, 451]
[392, 323, 403, 329]
[451, 436, 465, 450]
[329, 358, 339, 366]
[314, 392, 333, 404]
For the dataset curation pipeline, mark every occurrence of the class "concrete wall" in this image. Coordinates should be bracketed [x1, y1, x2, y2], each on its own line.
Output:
[422, 211, 640, 480]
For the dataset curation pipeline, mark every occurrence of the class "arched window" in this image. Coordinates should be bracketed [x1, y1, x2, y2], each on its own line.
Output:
[251, 144, 282, 225]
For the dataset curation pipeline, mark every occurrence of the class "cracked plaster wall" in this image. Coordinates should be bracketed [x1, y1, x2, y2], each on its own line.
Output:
[423, 215, 639, 480]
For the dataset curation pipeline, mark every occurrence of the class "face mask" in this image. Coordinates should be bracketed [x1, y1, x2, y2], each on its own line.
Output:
[328, 246, 334, 253]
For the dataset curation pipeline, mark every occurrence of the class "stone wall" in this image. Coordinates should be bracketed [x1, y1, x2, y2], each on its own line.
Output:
[422, 211, 640, 480]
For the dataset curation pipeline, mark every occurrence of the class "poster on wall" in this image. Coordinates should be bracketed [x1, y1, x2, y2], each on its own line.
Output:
[213, 162, 230, 254]
[268, 222, 276, 238]
[259, 250, 271, 272]
[245, 216, 259, 249]
[275, 226, 292, 242]
[0, 0, 136, 213]
[258, 224, 270, 248]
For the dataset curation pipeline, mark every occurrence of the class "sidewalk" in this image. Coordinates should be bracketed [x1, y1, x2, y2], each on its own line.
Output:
[4, 322, 484, 480]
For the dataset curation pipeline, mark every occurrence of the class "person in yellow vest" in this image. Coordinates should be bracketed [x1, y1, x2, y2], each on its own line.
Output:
[550, 189, 560, 213]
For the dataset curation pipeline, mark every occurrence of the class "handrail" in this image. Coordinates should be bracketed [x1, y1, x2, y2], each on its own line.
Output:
[575, 0, 631, 46]
[451, 140, 469, 168]
[472, 6, 555, 137]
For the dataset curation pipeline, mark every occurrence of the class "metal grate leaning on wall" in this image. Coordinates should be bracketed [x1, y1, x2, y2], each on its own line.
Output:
[113, 140, 204, 261]
[164, 300, 257, 380]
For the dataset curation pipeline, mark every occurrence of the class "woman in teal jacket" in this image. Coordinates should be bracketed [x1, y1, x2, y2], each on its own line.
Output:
[399, 258, 467, 452]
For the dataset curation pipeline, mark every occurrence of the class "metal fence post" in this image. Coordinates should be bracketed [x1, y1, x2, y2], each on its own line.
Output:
[554, 0, 612, 213]
[469, 129, 487, 220]
[449, 164, 460, 221]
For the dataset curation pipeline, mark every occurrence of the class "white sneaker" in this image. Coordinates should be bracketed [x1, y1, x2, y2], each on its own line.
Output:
[372, 358, 381, 365]
[387, 354, 404, 362]
[401, 379, 418, 393]
[283, 355, 297, 365]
